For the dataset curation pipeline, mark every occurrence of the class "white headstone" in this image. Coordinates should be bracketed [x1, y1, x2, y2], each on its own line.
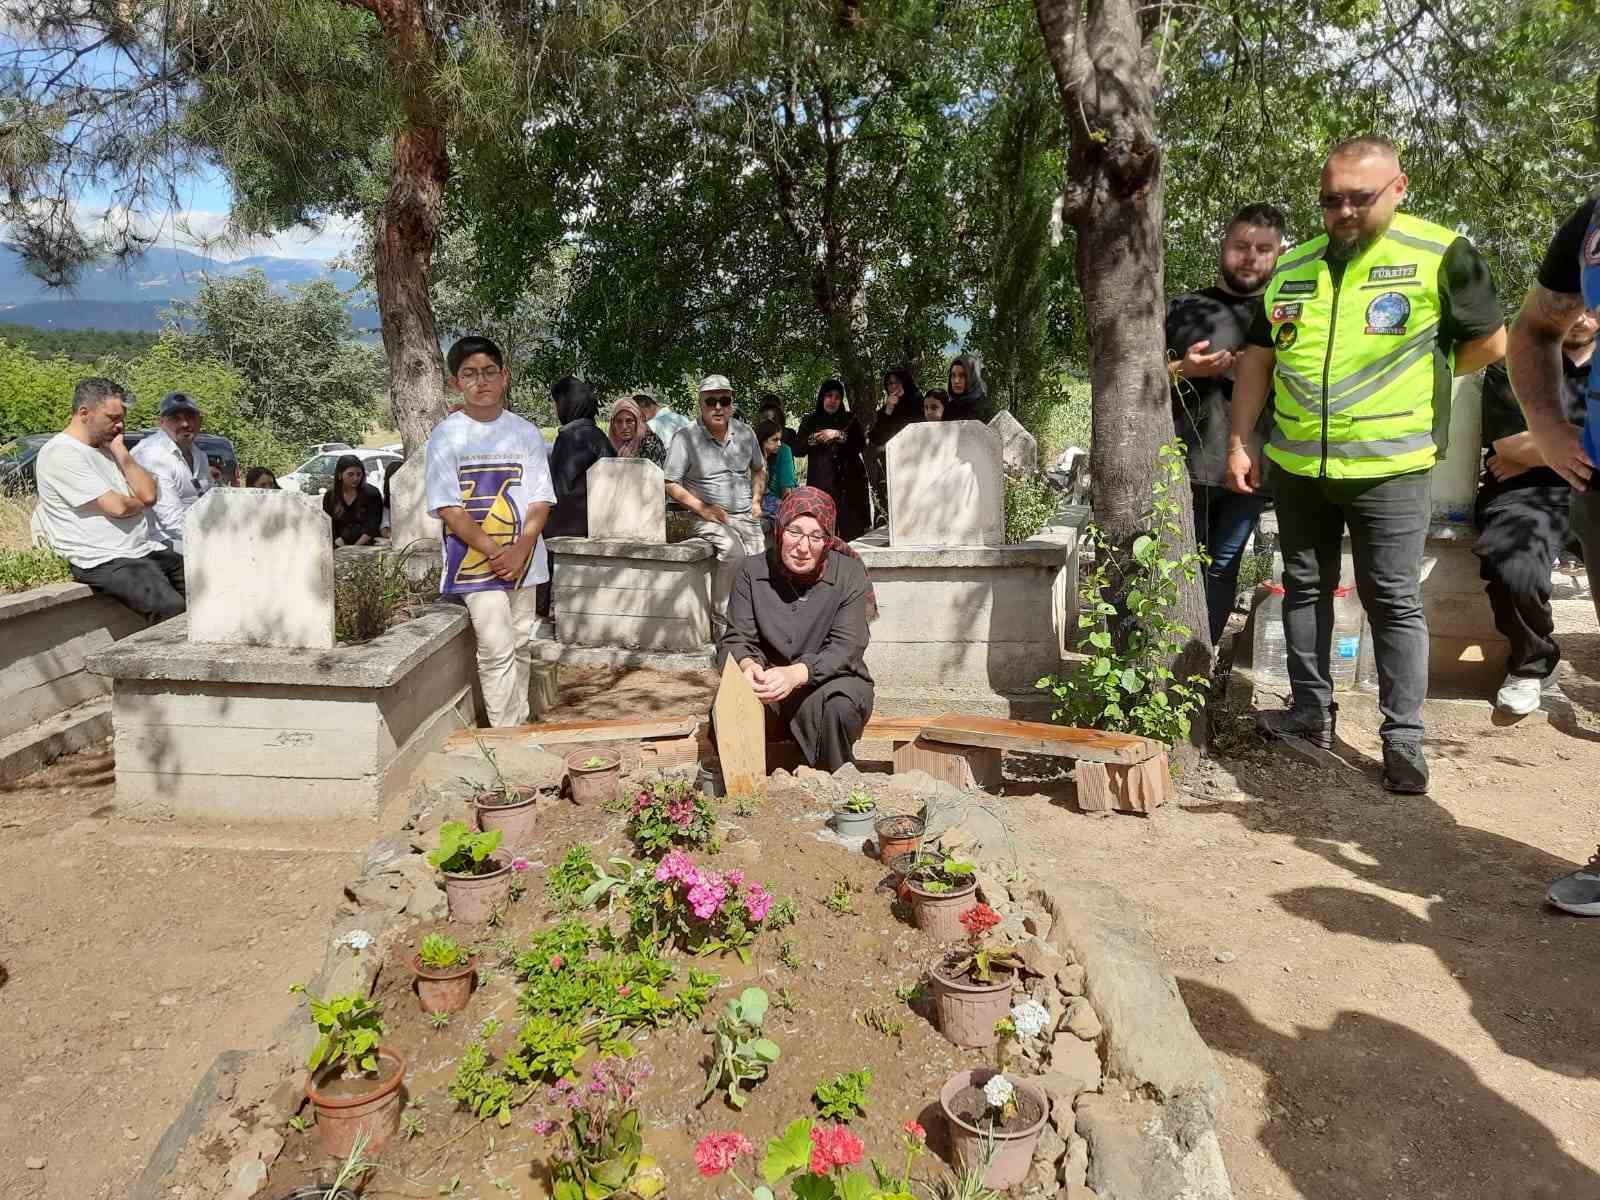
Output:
[587, 458, 666, 542]
[886, 420, 1006, 548]
[989, 410, 1038, 475]
[183, 489, 335, 648]
[387, 451, 442, 551]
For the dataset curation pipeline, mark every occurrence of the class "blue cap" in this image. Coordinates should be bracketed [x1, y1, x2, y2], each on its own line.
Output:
[159, 392, 200, 417]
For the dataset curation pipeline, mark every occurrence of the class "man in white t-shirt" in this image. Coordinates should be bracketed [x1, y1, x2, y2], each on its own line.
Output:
[425, 337, 557, 727]
[131, 391, 212, 553]
[34, 377, 186, 621]
[637, 394, 691, 452]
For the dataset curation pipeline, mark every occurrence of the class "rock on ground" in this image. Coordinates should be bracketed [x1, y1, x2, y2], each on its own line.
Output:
[1076, 1090, 1233, 1200]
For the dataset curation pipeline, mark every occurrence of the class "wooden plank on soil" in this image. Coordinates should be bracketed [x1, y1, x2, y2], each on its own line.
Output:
[917, 715, 1158, 764]
[444, 715, 700, 750]
[712, 656, 767, 798]
[860, 716, 941, 743]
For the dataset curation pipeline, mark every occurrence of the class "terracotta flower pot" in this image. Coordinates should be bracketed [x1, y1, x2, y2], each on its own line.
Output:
[929, 954, 1016, 1048]
[938, 1067, 1048, 1190]
[831, 805, 878, 838]
[441, 858, 511, 924]
[906, 878, 979, 943]
[473, 790, 538, 850]
[305, 1048, 407, 1161]
[412, 953, 478, 1014]
[874, 814, 925, 864]
[566, 750, 622, 804]
[886, 851, 937, 902]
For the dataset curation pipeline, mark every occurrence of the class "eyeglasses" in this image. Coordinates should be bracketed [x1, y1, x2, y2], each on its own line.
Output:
[781, 527, 828, 547]
[701, 396, 734, 409]
[456, 367, 503, 383]
[1318, 174, 1401, 211]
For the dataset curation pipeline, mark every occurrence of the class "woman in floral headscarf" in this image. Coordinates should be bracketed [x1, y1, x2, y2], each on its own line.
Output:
[721, 487, 876, 771]
[607, 396, 667, 465]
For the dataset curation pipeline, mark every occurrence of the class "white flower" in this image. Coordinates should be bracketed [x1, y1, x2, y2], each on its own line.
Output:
[340, 929, 374, 952]
[982, 1073, 1016, 1111]
[1010, 999, 1050, 1040]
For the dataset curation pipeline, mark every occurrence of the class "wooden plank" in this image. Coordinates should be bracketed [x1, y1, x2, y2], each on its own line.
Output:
[860, 716, 939, 742]
[918, 715, 1158, 764]
[712, 656, 766, 798]
[444, 715, 699, 750]
[893, 736, 1002, 791]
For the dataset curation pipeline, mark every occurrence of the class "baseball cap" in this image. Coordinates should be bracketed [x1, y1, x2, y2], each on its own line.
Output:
[159, 392, 201, 417]
[697, 374, 733, 396]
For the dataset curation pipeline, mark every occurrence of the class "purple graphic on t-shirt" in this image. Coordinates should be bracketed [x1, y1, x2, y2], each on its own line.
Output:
[442, 461, 525, 594]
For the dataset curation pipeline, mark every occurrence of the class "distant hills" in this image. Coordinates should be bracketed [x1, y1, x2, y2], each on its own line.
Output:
[0, 244, 379, 333]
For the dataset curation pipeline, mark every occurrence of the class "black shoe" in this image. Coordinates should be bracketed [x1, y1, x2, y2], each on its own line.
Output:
[1382, 740, 1429, 794]
[1255, 702, 1339, 750]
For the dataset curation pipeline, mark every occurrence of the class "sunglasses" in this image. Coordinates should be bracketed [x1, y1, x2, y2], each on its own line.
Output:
[701, 396, 734, 409]
[1318, 174, 1401, 212]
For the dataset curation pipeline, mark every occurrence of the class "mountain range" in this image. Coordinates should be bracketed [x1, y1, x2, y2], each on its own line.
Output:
[0, 244, 379, 333]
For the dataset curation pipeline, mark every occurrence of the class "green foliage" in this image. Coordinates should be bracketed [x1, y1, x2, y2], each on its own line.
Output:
[291, 987, 385, 1078]
[766, 897, 798, 930]
[626, 776, 718, 856]
[427, 821, 503, 875]
[907, 853, 976, 896]
[1003, 471, 1057, 544]
[840, 788, 875, 815]
[541, 1058, 662, 1200]
[418, 933, 468, 970]
[822, 879, 856, 915]
[858, 1006, 904, 1041]
[777, 939, 802, 970]
[0, 324, 159, 363]
[700, 987, 780, 1110]
[333, 546, 437, 643]
[546, 846, 600, 911]
[1036, 443, 1209, 745]
[813, 1068, 872, 1120]
[0, 341, 80, 443]
[428, 1011, 452, 1030]
[0, 547, 71, 593]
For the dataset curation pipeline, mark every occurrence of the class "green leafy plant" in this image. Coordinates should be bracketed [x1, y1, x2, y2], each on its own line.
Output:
[418, 932, 470, 969]
[894, 982, 922, 1004]
[427, 821, 503, 876]
[766, 896, 798, 929]
[402, 1106, 426, 1140]
[840, 788, 875, 814]
[943, 902, 1021, 984]
[776, 940, 801, 970]
[333, 544, 437, 643]
[858, 1006, 904, 1040]
[1003, 469, 1059, 544]
[428, 1011, 452, 1030]
[813, 1068, 872, 1120]
[907, 852, 975, 895]
[775, 987, 797, 1013]
[535, 1057, 664, 1200]
[700, 987, 780, 1109]
[1035, 441, 1208, 745]
[0, 546, 70, 594]
[546, 846, 600, 910]
[580, 755, 609, 769]
[291, 987, 385, 1079]
[626, 775, 718, 855]
[320, 1132, 378, 1199]
[693, 1116, 927, 1199]
[822, 879, 856, 914]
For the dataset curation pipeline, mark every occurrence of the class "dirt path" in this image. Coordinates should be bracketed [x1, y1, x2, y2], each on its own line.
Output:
[0, 745, 371, 1200]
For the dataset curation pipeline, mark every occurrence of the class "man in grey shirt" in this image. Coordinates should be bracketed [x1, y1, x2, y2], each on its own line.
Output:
[664, 374, 767, 637]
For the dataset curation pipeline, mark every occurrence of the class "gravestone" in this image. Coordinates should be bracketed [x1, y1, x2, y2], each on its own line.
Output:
[588, 458, 666, 542]
[886, 420, 1005, 547]
[183, 489, 335, 648]
[989, 410, 1038, 475]
[387, 452, 442, 552]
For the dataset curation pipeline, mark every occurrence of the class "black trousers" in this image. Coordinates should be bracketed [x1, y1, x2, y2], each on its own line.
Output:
[765, 680, 874, 772]
[70, 549, 187, 623]
[1473, 485, 1569, 678]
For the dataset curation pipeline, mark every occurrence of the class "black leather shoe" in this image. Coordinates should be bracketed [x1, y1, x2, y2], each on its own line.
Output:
[1255, 702, 1339, 750]
[1382, 740, 1429, 794]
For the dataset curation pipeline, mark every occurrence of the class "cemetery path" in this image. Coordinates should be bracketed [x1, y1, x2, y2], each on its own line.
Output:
[0, 742, 370, 1200]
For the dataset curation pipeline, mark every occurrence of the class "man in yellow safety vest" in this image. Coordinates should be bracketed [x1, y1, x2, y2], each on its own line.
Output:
[1224, 136, 1507, 793]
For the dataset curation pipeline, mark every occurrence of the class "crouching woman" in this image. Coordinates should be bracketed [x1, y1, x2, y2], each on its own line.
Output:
[721, 487, 876, 771]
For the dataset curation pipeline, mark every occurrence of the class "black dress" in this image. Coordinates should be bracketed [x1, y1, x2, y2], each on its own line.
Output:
[795, 412, 871, 543]
[721, 549, 875, 771]
[546, 419, 617, 538]
[324, 483, 384, 545]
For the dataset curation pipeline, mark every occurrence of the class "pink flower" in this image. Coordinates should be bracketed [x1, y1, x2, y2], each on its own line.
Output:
[617, 985, 631, 997]
[743, 883, 773, 923]
[510, 856, 530, 873]
[694, 1132, 754, 1177]
[532, 1119, 556, 1135]
[686, 870, 729, 920]
[903, 1119, 926, 1142]
[809, 1124, 865, 1174]
[725, 869, 745, 888]
[548, 954, 564, 970]
[655, 850, 696, 884]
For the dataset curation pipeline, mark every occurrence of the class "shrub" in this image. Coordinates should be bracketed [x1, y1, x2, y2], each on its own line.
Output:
[333, 546, 437, 642]
[0, 547, 70, 593]
[1003, 470, 1058, 544]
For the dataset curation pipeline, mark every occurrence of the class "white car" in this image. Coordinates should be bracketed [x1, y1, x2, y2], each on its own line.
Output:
[279, 450, 403, 497]
[304, 441, 352, 457]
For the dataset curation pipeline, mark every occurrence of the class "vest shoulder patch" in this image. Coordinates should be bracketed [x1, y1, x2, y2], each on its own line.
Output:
[1279, 279, 1318, 296]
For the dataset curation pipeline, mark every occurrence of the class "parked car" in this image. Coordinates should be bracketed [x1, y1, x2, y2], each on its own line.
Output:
[278, 449, 402, 497]
[122, 431, 241, 487]
[305, 441, 353, 456]
[1, 430, 239, 493]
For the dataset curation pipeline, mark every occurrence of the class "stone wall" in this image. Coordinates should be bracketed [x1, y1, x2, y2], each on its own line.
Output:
[547, 537, 715, 655]
[0, 582, 145, 742]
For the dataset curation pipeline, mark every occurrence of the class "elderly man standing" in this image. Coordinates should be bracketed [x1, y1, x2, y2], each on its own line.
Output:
[664, 374, 767, 638]
[1225, 135, 1507, 793]
[131, 391, 212, 554]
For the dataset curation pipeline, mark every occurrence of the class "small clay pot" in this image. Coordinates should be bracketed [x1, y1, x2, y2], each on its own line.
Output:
[441, 858, 511, 924]
[566, 749, 622, 804]
[831, 804, 878, 838]
[929, 953, 1016, 1048]
[874, 813, 925, 863]
[411, 952, 478, 1014]
[305, 1048, 407, 1160]
[472, 789, 538, 850]
[938, 1067, 1048, 1189]
[906, 877, 979, 943]
[886, 850, 939, 902]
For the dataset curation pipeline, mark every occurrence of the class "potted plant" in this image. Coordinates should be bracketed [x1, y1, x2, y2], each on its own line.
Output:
[938, 1067, 1048, 1189]
[461, 737, 541, 849]
[427, 821, 509, 924]
[885, 849, 938, 902]
[903, 851, 978, 942]
[278, 1133, 376, 1199]
[533, 1057, 665, 1199]
[873, 812, 925, 864]
[830, 787, 878, 837]
[410, 932, 478, 1014]
[292, 988, 406, 1160]
[566, 749, 623, 804]
[928, 902, 1020, 1048]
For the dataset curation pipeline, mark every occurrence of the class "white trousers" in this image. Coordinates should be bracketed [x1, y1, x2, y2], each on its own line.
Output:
[463, 587, 541, 727]
[692, 514, 766, 638]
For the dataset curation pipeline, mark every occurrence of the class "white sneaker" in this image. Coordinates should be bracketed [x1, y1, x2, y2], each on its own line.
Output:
[1495, 669, 1559, 715]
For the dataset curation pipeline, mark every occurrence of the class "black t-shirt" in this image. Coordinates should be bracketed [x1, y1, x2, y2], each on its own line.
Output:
[1478, 355, 1590, 494]
[1537, 197, 1597, 295]
[1167, 285, 1264, 486]
[1247, 235, 1503, 348]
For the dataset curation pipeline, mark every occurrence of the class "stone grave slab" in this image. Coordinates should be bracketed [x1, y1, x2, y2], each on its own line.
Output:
[588, 458, 666, 542]
[886, 420, 1005, 547]
[387, 451, 442, 551]
[990, 410, 1038, 475]
[183, 488, 335, 648]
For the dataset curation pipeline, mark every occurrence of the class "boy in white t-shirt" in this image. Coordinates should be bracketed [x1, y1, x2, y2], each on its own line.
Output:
[425, 337, 557, 726]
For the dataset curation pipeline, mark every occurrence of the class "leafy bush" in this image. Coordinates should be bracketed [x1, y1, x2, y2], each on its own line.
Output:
[291, 987, 386, 1079]
[1003, 470, 1058, 544]
[418, 933, 469, 969]
[627, 776, 717, 855]
[333, 546, 437, 642]
[700, 987, 780, 1109]
[546, 846, 601, 911]
[813, 1068, 872, 1120]
[426, 821, 503, 875]
[0, 547, 70, 593]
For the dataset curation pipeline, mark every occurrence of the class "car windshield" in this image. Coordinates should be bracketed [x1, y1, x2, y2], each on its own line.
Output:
[298, 454, 340, 477]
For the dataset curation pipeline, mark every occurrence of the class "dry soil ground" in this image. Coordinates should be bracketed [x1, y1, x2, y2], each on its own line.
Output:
[3, 628, 1599, 1199]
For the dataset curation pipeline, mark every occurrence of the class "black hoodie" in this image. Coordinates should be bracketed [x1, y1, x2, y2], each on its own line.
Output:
[546, 376, 615, 538]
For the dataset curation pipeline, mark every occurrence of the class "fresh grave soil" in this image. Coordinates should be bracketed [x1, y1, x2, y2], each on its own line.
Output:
[314, 1057, 404, 1101]
[945, 1084, 1045, 1135]
[541, 666, 718, 723]
[273, 773, 980, 1197]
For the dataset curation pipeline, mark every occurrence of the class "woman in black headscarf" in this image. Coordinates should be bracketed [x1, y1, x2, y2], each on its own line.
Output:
[794, 377, 871, 543]
[545, 375, 616, 539]
[866, 366, 922, 527]
[945, 353, 993, 422]
[323, 454, 384, 547]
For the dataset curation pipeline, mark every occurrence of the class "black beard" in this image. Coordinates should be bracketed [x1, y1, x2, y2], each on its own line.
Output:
[1325, 230, 1380, 263]
[1219, 266, 1266, 295]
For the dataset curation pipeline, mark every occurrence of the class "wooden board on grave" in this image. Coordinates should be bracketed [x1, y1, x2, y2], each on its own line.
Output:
[712, 656, 767, 798]
[918, 714, 1159, 764]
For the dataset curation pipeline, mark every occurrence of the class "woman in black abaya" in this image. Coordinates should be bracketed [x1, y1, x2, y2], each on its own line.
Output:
[794, 377, 871, 543]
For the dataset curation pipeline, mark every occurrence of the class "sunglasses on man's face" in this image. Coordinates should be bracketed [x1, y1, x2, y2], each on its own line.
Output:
[1318, 174, 1401, 212]
[702, 396, 734, 409]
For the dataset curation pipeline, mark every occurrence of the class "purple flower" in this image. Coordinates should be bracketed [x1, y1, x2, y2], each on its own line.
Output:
[532, 1119, 556, 1135]
[510, 856, 531, 873]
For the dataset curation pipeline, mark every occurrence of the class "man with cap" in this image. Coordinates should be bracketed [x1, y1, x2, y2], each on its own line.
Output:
[664, 374, 767, 637]
[132, 391, 213, 554]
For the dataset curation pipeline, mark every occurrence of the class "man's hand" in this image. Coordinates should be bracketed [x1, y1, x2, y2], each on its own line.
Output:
[1527, 422, 1594, 491]
[1487, 434, 1537, 483]
[751, 662, 808, 703]
[1223, 442, 1261, 494]
[489, 539, 533, 582]
[700, 502, 730, 525]
[108, 434, 131, 461]
[1174, 340, 1236, 380]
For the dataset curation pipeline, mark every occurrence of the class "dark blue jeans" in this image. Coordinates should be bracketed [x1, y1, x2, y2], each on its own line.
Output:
[1192, 484, 1269, 644]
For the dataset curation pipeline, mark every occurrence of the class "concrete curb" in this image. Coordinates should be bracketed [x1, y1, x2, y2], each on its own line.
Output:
[0, 698, 110, 785]
[130, 1050, 248, 1200]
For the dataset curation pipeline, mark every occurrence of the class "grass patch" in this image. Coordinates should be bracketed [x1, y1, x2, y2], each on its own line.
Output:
[0, 546, 71, 594]
[333, 546, 438, 642]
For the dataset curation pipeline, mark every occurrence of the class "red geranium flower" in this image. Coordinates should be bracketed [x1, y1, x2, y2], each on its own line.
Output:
[959, 902, 1001, 940]
[808, 1123, 865, 1174]
[694, 1132, 754, 1177]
